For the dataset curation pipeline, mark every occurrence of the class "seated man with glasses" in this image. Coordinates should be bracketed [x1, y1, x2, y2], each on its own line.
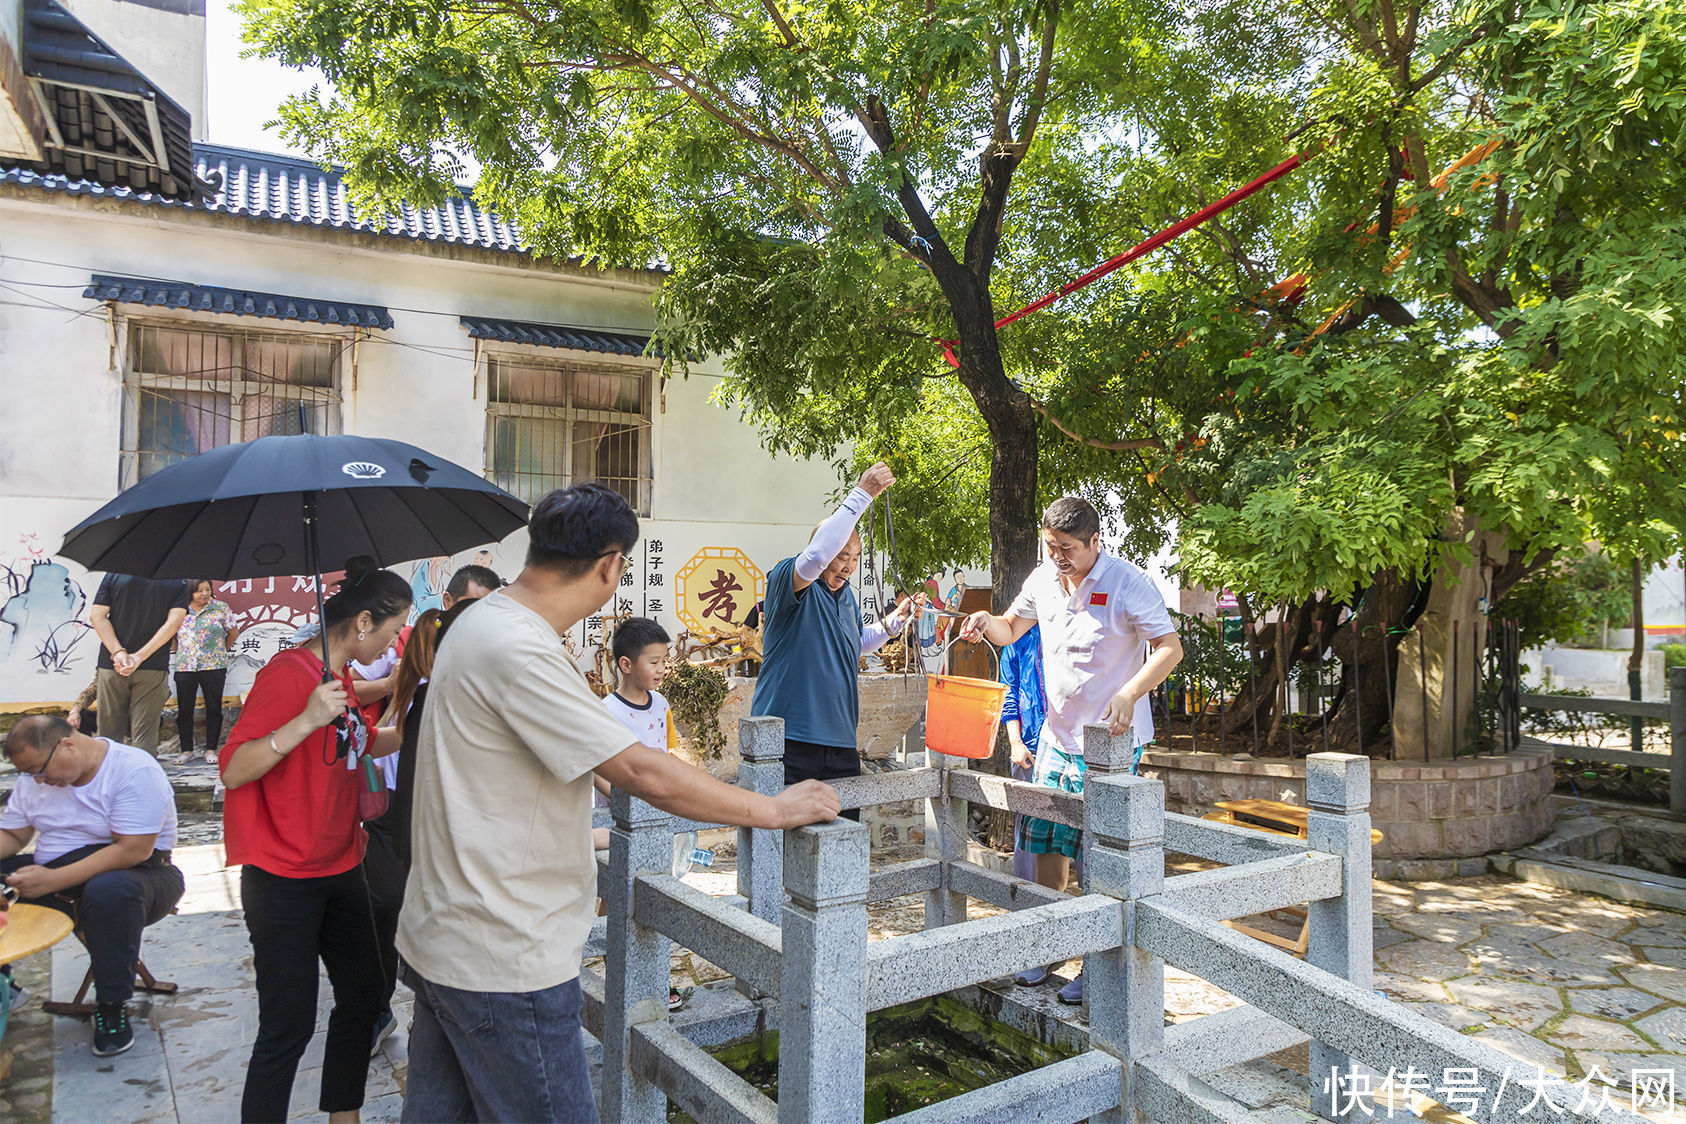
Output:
[1, 715, 184, 1057]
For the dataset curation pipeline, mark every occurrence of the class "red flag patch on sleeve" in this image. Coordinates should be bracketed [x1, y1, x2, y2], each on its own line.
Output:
[1089, 592, 1109, 607]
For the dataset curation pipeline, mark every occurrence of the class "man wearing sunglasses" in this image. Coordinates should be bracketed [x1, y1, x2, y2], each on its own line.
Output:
[0, 715, 185, 1057]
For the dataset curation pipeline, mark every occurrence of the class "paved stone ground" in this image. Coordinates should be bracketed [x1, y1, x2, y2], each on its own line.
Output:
[3, 841, 1683, 1121]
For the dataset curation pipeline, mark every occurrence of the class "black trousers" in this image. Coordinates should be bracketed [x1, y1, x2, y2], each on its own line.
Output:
[173, 669, 227, 756]
[784, 738, 863, 822]
[361, 822, 407, 1011]
[1, 846, 183, 1004]
[239, 864, 384, 1122]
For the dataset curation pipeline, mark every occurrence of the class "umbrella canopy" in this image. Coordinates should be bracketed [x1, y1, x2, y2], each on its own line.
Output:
[60, 434, 528, 580]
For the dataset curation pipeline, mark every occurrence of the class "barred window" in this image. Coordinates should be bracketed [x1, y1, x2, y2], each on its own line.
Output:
[485, 355, 652, 513]
[122, 321, 343, 484]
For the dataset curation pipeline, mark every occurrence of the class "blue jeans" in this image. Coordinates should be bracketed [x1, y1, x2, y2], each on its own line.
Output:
[400, 966, 598, 1123]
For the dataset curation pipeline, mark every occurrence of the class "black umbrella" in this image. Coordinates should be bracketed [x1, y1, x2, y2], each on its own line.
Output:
[60, 433, 528, 679]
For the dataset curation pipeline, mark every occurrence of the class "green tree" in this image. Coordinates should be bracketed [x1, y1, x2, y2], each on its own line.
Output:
[243, 0, 1686, 755]
[239, 0, 1272, 605]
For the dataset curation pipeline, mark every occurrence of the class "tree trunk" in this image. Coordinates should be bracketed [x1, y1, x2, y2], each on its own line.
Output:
[1324, 569, 1421, 755]
[940, 274, 1040, 613]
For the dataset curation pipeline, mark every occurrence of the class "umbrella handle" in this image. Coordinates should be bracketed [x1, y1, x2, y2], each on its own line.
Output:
[304, 492, 334, 685]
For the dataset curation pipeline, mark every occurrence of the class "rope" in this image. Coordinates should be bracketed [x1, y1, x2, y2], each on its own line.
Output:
[936, 151, 1308, 365]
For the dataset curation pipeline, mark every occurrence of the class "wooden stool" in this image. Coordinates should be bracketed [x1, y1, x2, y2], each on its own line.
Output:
[42, 959, 177, 1017]
[38, 916, 178, 1018]
[1202, 799, 1384, 958]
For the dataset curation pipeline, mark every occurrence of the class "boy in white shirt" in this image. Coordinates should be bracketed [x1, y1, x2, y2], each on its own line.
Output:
[598, 617, 692, 1011]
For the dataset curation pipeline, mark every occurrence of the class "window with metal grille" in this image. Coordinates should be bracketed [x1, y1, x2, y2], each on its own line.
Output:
[122, 321, 344, 485]
[484, 354, 653, 513]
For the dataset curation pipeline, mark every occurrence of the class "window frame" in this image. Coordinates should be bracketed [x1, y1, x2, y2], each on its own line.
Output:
[480, 345, 656, 515]
[119, 314, 350, 488]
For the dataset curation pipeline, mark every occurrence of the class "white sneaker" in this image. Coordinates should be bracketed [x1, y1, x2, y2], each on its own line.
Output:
[7, 980, 31, 1011]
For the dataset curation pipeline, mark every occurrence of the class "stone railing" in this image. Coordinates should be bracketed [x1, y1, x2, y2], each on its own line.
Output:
[587, 718, 1641, 1123]
[1520, 666, 1686, 815]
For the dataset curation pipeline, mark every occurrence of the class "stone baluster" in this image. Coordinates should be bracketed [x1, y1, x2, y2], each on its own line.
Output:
[1305, 752, 1375, 1122]
[736, 716, 786, 925]
[779, 819, 871, 1123]
[1081, 723, 1140, 893]
[602, 787, 675, 1124]
[923, 749, 968, 929]
[1082, 773, 1166, 1124]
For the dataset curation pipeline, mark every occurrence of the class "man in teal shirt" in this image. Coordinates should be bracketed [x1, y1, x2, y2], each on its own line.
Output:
[751, 462, 923, 815]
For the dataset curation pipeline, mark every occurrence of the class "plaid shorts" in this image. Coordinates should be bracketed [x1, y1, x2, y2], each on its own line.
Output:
[1017, 743, 1087, 858]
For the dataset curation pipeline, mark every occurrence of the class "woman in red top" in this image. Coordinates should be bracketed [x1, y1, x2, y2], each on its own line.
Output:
[219, 557, 411, 1124]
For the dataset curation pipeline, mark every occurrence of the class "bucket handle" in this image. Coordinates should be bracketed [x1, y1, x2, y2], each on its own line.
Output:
[935, 633, 1001, 680]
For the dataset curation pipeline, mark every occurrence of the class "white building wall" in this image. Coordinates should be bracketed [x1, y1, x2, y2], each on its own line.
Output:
[64, 0, 209, 140]
[0, 193, 853, 708]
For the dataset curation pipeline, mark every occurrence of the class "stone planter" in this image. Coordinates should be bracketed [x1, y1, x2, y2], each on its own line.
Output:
[674, 672, 928, 783]
[1138, 747, 1558, 880]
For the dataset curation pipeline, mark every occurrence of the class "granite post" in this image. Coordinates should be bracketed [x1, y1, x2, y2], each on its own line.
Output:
[737, 715, 786, 925]
[1083, 772, 1165, 1124]
[1305, 752, 1374, 1122]
[779, 819, 871, 1123]
[602, 787, 675, 1124]
[924, 749, 968, 929]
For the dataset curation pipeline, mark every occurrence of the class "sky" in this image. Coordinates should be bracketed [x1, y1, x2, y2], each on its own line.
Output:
[203, 1, 323, 156]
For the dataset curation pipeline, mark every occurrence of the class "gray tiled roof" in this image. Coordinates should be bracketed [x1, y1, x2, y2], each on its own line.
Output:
[86, 274, 395, 330]
[1, 142, 526, 253]
[20, 0, 200, 202]
[460, 315, 654, 357]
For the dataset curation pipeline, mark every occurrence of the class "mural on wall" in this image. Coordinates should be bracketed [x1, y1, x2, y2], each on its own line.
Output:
[217, 574, 337, 696]
[0, 534, 92, 676]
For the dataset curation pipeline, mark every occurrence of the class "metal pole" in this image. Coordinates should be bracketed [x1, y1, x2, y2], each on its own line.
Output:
[1189, 615, 1200, 754]
[1352, 617, 1362, 755]
[1247, 620, 1260, 756]
[1380, 621, 1396, 760]
[1631, 558, 1645, 755]
[1419, 627, 1428, 759]
[1217, 612, 1227, 753]
[1486, 618, 1497, 754]
[1452, 618, 1460, 759]
[1316, 618, 1328, 751]
[1670, 666, 1685, 817]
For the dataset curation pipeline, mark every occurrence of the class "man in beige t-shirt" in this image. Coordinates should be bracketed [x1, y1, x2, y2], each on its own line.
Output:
[396, 483, 838, 1124]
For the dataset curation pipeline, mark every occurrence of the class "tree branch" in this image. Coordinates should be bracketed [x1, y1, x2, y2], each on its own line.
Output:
[1034, 399, 1166, 451]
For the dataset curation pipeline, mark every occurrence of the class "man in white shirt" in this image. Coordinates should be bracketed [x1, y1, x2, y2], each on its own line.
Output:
[1, 716, 184, 1057]
[960, 496, 1182, 1004]
[397, 483, 840, 1123]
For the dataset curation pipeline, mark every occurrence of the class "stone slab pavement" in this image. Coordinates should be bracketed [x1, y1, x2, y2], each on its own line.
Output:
[3, 847, 1684, 1122]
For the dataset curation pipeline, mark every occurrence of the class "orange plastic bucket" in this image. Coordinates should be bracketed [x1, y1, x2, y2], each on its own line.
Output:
[924, 639, 1007, 759]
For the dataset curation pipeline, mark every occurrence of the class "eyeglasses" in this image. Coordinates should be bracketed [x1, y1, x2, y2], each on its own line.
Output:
[594, 550, 630, 575]
[20, 738, 62, 777]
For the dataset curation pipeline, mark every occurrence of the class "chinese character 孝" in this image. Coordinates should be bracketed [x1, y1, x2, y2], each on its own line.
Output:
[699, 569, 744, 622]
